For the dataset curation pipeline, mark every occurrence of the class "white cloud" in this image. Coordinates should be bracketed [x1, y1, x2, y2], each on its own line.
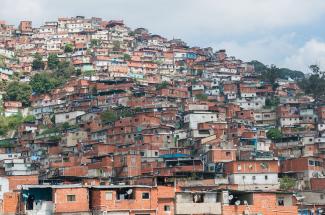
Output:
[1, 0, 325, 38]
[212, 34, 298, 65]
[1, 0, 325, 72]
[283, 39, 325, 72]
[0, 0, 44, 23]
[214, 36, 325, 72]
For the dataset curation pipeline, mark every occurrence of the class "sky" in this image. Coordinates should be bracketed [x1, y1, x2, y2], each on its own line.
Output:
[1, 0, 325, 72]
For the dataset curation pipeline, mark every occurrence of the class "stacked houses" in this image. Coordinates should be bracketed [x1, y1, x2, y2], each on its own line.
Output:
[0, 16, 323, 215]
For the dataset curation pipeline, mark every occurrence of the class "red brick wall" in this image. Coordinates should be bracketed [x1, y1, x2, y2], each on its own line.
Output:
[91, 187, 158, 212]
[208, 149, 236, 163]
[8, 175, 38, 191]
[225, 160, 279, 174]
[3, 192, 21, 214]
[53, 187, 89, 213]
[310, 178, 325, 190]
[281, 157, 323, 173]
[222, 193, 298, 215]
[62, 166, 88, 177]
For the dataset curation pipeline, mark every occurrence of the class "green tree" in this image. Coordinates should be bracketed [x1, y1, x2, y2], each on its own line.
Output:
[280, 176, 296, 190]
[265, 97, 279, 108]
[90, 39, 101, 48]
[32, 53, 45, 70]
[61, 122, 72, 131]
[101, 110, 118, 124]
[23, 115, 36, 123]
[0, 80, 8, 91]
[4, 81, 32, 106]
[195, 94, 208, 101]
[0, 55, 6, 68]
[249, 60, 304, 80]
[0, 113, 26, 136]
[123, 54, 131, 61]
[112, 41, 121, 52]
[156, 81, 169, 90]
[262, 65, 280, 87]
[56, 61, 75, 78]
[30, 73, 61, 94]
[266, 128, 282, 141]
[64, 43, 74, 53]
[47, 54, 60, 70]
[299, 65, 325, 101]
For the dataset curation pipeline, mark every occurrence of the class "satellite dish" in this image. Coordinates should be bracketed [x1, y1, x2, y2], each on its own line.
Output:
[228, 195, 234, 200]
[126, 189, 133, 195]
[244, 200, 248, 205]
[235, 200, 241, 206]
[312, 172, 320, 178]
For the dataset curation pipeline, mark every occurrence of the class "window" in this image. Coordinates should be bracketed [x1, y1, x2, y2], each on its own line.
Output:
[155, 151, 159, 156]
[226, 152, 231, 157]
[309, 160, 315, 166]
[252, 176, 256, 180]
[67, 195, 76, 202]
[315, 161, 322, 167]
[105, 192, 113, 200]
[265, 175, 268, 180]
[193, 194, 204, 203]
[116, 188, 134, 200]
[209, 165, 215, 172]
[277, 197, 284, 206]
[321, 194, 324, 200]
[142, 192, 150, 199]
[164, 205, 171, 211]
[140, 151, 145, 157]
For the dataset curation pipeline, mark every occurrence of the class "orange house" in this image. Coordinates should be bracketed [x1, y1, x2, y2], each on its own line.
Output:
[90, 185, 175, 215]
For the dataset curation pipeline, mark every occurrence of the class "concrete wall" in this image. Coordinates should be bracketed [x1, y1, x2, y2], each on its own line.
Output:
[176, 202, 222, 214]
[0, 177, 9, 199]
[184, 113, 219, 129]
[175, 193, 222, 215]
[229, 173, 278, 185]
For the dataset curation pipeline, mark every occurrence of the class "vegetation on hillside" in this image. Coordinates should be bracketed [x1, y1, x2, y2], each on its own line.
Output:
[32, 53, 45, 70]
[280, 176, 296, 190]
[266, 128, 283, 141]
[30, 60, 76, 94]
[64, 43, 74, 53]
[249, 60, 305, 83]
[298, 65, 325, 101]
[0, 114, 35, 136]
[4, 81, 32, 106]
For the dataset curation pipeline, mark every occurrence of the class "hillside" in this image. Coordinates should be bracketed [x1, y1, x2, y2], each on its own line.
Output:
[249, 60, 305, 80]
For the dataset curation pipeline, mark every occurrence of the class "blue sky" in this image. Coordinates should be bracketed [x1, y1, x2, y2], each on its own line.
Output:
[1, 0, 325, 72]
